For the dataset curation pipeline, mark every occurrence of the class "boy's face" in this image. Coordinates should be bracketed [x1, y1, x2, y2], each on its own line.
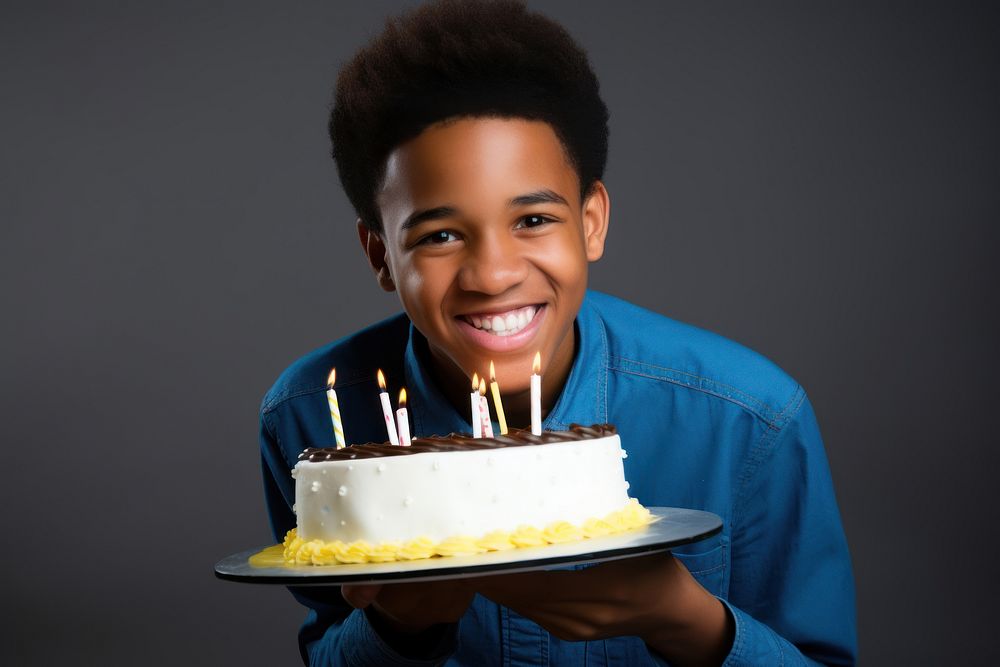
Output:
[362, 117, 609, 394]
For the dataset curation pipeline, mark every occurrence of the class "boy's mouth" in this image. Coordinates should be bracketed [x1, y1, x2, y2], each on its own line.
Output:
[460, 305, 540, 337]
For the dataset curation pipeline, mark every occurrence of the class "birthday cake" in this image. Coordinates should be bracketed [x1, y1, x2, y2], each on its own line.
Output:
[283, 424, 652, 565]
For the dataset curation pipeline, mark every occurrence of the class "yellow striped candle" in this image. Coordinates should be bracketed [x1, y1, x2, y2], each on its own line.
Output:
[488, 361, 508, 435]
[326, 368, 346, 449]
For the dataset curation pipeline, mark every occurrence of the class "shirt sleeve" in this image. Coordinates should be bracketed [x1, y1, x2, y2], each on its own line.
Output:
[260, 409, 459, 666]
[718, 392, 858, 666]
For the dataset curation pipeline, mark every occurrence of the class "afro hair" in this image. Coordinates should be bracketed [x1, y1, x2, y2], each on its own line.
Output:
[330, 0, 610, 232]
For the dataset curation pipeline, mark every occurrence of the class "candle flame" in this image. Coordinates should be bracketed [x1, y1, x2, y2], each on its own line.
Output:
[479, 377, 487, 395]
[327, 367, 336, 388]
[489, 360, 496, 381]
[532, 351, 541, 374]
[398, 387, 407, 408]
[377, 369, 386, 391]
[472, 372, 479, 390]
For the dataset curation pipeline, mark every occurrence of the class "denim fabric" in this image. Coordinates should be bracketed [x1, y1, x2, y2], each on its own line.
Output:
[260, 291, 857, 666]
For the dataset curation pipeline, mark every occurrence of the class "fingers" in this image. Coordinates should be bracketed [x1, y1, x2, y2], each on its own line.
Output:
[341, 584, 382, 609]
[475, 553, 679, 608]
[475, 569, 583, 602]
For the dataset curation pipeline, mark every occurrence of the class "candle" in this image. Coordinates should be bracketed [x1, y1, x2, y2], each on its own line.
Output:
[470, 372, 482, 438]
[478, 377, 494, 438]
[377, 369, 400, 446]
[530, 351, 542, 435]
[396, 388, 411, 446]
[326, 368, 346, 449]
[489, 361, 508, 435]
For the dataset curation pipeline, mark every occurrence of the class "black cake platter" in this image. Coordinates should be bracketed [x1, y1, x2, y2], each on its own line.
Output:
[215, 507, 722, 586]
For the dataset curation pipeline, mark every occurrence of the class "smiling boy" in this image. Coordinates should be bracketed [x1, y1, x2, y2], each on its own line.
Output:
[259, 1, 856, 665]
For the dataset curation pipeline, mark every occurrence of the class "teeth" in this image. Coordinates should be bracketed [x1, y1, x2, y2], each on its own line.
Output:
[465, 306, 538, 336]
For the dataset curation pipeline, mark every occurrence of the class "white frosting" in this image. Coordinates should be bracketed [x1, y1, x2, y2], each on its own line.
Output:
[293, 435, 631, 544]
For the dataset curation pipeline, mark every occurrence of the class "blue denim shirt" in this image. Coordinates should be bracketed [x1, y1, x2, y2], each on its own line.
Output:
[260, 291, 857, 666]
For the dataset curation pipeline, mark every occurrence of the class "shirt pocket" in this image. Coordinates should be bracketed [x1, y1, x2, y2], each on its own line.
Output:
[671, 539, 728, 597]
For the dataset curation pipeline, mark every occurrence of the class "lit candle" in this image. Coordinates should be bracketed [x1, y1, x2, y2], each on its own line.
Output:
[489, 361, 508, 435]
[470, 373, 482, 438]
[530, 351, 542, 435]
[326, 368, 346, 449]
[377, 369, 400, 446]
[478, 377, 494, 438]
[396, 388, 411, 446]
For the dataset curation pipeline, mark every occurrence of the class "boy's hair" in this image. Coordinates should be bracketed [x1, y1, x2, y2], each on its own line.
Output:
[330, 0, 610, 232]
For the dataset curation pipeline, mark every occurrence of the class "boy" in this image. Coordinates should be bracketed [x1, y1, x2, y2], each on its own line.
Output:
[259, 1, 856, 664]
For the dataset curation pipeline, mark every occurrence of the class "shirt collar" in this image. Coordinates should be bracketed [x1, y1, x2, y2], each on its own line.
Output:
[546, 292, 609, 429]
[402, 291, 609, 437]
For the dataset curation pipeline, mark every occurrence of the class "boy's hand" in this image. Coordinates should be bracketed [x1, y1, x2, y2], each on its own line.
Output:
[472, 552, 734, 667]
[342, 579, 475, 635]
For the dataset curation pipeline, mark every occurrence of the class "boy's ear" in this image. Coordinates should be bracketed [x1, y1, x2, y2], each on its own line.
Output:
[357, 220, 396, 292]
[582, 180, 611, 262]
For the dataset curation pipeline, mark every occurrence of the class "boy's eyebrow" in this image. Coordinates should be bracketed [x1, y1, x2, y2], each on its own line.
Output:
[400, 190, 569, 231]
[508, 189, 569, 208]
[401, 206, 457, 231]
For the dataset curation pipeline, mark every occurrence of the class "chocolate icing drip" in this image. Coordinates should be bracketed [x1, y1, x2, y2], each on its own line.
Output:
[298, 423, 617, 462]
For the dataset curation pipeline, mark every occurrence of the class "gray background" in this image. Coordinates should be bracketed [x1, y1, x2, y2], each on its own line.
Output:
[2, 1, 997, 664]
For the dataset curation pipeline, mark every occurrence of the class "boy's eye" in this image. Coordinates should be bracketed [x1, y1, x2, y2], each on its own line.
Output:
[516, 214, 554, 229]
[419, 230, 459, 245]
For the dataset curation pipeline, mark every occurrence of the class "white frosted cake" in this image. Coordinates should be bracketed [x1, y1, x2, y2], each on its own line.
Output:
[283, 424, 652, 565]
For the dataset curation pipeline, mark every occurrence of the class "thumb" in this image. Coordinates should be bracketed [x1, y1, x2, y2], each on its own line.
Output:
[341, 584, 383, 609]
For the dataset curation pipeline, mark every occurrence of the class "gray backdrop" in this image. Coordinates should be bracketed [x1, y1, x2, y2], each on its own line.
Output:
[2, 1, 997, 664]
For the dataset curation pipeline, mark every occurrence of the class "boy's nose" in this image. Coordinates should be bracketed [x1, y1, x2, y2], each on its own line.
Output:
[457, 236, 528, 296]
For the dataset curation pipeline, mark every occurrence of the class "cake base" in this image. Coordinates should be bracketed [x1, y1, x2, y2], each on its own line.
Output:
[213, 507, 724, 585]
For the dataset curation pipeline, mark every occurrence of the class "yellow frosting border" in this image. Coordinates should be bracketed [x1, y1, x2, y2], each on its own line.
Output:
[283, 498, 654, 566]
